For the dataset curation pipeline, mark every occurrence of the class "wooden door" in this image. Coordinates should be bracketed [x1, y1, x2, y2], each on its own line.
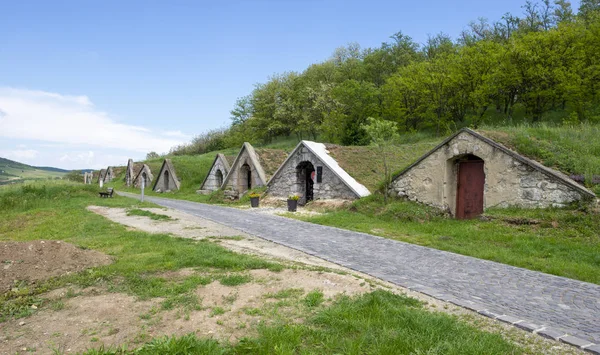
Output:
[456, 160, 485, 219]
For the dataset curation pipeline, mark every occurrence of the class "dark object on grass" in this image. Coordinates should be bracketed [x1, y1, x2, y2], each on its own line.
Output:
[250, 196, 259, 208]
[99, 187, 114, 198]
[287, 198, 298, 212]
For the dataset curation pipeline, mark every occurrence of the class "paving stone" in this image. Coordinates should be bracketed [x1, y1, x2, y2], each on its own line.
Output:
[584, 344, 600, 354]
[119, 192, 600, 344]
[515, 322, 542, 332]
[478, 310, 501, 319]
[560, 335, 594, 348]
[537, 328, 567, 340]
[446, 298, 486, 312]
[496, 315, 523, 325]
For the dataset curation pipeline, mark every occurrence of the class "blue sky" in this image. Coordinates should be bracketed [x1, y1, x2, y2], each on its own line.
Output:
[0, 0, 580, 169]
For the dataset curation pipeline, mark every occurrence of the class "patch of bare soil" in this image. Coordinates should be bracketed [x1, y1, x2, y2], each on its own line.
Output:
[0, 241, 112, 292]
[0, 269, 372, 354]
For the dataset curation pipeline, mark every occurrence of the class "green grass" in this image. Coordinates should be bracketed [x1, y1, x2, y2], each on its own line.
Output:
[294, 194, 600, 284]
[126, 208, 174, 221]
[481, 123, 600, 182]
[219, 274, 253, 286]
[303, 290, 325, 308]
[82, 291, 520, 354]
[0, 181, 281, 321]
[0, 181, 561, 354]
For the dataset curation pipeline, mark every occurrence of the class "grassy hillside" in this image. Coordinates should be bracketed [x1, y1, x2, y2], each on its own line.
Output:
[480, 124, 600, 182]
[105, 124, 600, 198]
[0, 157, 67, 185]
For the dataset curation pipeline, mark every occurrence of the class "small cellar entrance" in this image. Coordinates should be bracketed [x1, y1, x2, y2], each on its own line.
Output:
[456, 155, 485, 219]
[164, 171, 170, 191]
[216, 169, 224, 187]
[296, 161, 315, 205]
[239, 163, 252, 192]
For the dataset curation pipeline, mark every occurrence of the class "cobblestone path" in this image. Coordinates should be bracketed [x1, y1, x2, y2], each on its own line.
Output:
[119, 192, 600, 345]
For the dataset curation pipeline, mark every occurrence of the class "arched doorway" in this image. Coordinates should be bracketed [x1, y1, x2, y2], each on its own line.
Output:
[455, 155, 485, 219]
[216, 169, 224, 187]
[239, 163, 252, 192]
[296, 161, 315, 205]
[164, 170, 170, 191]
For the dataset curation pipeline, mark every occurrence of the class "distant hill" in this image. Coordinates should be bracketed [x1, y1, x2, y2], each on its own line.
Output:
[34, 166, 70, 173]
[0, 157, 69, 185]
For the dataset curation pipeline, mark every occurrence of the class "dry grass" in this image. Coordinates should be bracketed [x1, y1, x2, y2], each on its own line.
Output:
[327, 141, 440, 192]
[254, 148, 289, 179]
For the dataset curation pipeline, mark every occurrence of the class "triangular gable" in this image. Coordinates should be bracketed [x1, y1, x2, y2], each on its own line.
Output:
[125, 159, 134, 186]
[199, 154, 231, 190]
[97, 169, 107, 183]
[102, 166, 114, 183]
[393, 128, 596, 199]
[153, 159, 181, 191]
[132, 164, 153, 188]
[268, 141, 371, 198]
[222, 142, 268, 187]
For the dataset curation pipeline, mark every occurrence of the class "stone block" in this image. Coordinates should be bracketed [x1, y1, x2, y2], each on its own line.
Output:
[560, 335, 594, 348]
[514, 322, 542, 332]
[496, 315, 522, 324]
[537, 328, 567, 340]
[584, 344, 600, 354]
[478, 310, 501, 319]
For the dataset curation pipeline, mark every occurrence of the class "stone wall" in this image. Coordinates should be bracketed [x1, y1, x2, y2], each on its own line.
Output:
[268, 146, 358, 201]
[223, 150, 265, 196]
[125, 159, 134, 187]
[390, 131, 592, 215]
[153, 167, 179, 192]
[133, 165, 153, 189]
[202, 159, 228, 191]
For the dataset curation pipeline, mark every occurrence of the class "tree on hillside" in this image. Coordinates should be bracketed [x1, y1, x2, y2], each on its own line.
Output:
[230, 95, 253, 125]
[362, 117, 400, 204]
[146, 152, 160, 160]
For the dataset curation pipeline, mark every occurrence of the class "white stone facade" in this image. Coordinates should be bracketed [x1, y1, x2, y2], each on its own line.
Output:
[390, 129, 595, 215]
[268, 141, 370, 203]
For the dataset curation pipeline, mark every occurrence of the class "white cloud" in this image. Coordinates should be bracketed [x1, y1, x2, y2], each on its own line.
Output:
[59, 151, 94, 164]
[0, 87, 186, 154]
[0, 149, 39, 161]
[164, 130, 191, 139]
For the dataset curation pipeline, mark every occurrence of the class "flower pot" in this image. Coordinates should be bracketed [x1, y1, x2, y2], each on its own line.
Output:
[287, 199, 298, 212]
[250, 196, 260, 208]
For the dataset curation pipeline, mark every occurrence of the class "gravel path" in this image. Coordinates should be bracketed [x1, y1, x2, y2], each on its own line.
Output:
[119, 192, 600, 347]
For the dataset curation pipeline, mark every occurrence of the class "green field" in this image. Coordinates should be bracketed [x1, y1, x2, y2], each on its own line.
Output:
[0, 157, 68, 185]
[0, 181, 551, 354]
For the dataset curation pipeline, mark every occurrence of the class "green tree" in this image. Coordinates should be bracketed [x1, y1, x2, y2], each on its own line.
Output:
[146, 152, 160, 160]
[230, 95, 253, 125]
[362, 117, 400, 203]
[324, 80, 380, 145]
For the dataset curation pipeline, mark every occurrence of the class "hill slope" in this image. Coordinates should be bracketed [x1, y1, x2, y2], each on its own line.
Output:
[0, 157, 68, 185]
[106, 125, 600, 198]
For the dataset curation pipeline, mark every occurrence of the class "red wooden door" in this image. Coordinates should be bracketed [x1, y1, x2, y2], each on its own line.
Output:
[456, 160, 485, 219]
